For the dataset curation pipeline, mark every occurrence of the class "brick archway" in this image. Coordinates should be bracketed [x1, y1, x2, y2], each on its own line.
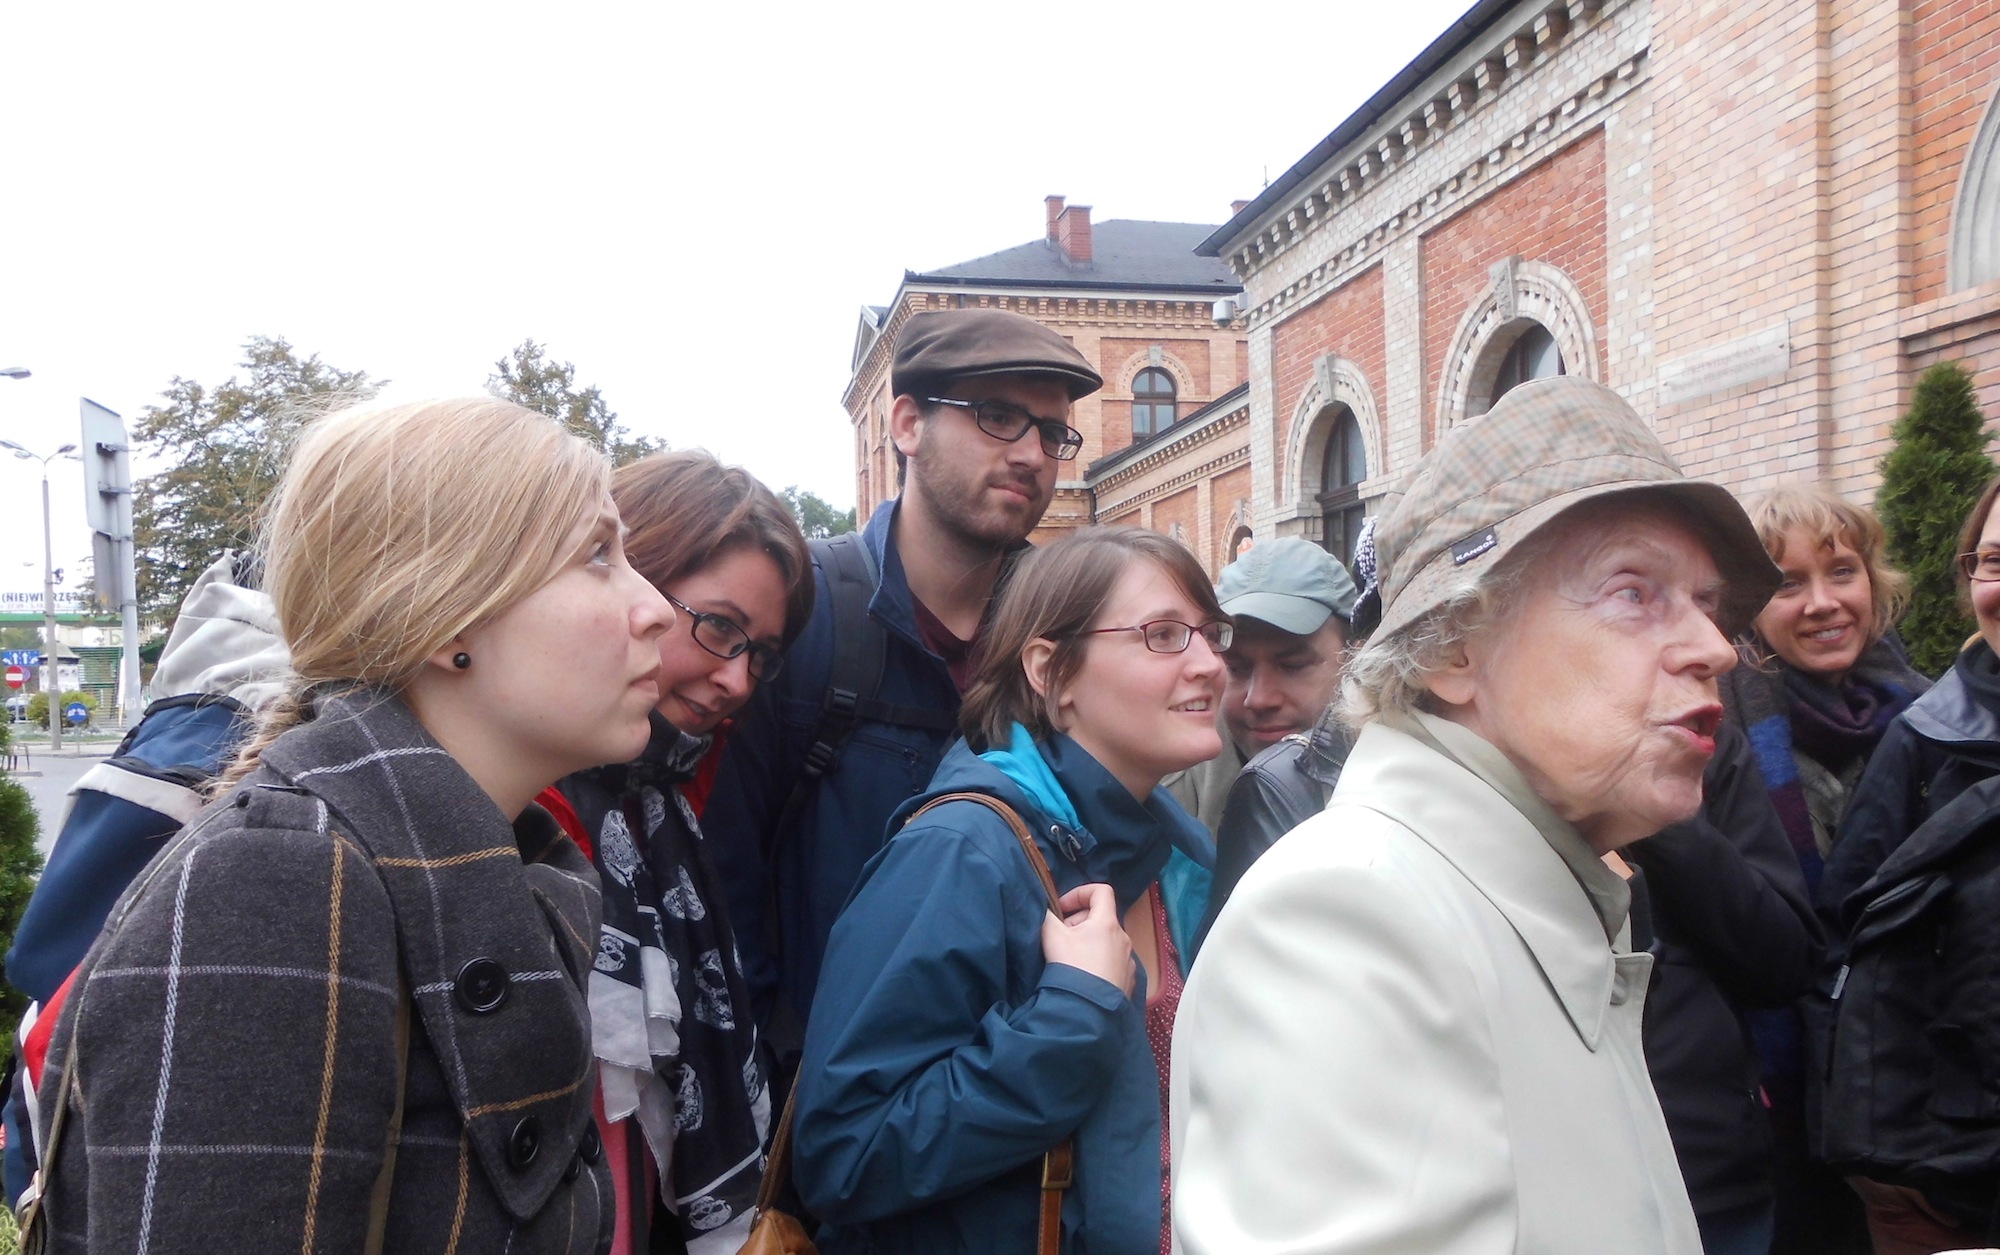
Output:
[1950, 83, 2000, 292]
[1435, 257, 1598, 428]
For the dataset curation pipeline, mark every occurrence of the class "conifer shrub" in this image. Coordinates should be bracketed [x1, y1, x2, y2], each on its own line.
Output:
[0, 774, 42, 1043]
[1877, 361, 1998, 676]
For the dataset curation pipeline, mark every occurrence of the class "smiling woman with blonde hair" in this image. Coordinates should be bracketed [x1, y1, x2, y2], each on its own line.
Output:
[25, 397, 672, 1255]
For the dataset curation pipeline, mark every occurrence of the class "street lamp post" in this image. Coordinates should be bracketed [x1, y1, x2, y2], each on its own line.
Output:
[1, 441, 79, 750]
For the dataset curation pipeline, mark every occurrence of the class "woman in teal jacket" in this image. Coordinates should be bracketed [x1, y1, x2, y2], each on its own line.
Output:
[794, 527, 1227, 1255]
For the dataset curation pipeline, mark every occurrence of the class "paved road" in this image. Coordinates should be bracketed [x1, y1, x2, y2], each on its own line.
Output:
[8, 745, 117, 861]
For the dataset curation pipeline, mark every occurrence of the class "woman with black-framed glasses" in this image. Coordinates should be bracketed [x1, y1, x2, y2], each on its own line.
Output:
[542, 449, 814, 1254]
[792, 526, 1225, 1255]
[1819, 472, 2000, 1252]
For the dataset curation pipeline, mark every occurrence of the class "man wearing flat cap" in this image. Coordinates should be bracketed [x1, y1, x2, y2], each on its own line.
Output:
[705, 307, 1102, 1056]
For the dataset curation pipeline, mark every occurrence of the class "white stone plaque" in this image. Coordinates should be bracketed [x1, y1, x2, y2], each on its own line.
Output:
[1656, 322, 1791, 406]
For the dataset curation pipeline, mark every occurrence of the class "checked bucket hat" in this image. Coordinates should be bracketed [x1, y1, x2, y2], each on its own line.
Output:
[1369, 377, 1780, 643]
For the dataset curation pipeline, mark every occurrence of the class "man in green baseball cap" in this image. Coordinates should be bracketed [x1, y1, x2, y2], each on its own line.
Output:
[1167, 536, 1358, 834]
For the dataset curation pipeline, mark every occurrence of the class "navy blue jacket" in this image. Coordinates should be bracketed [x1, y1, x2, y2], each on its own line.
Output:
[704, 500, 977, 1032]
[793, 736, 1212, 1255]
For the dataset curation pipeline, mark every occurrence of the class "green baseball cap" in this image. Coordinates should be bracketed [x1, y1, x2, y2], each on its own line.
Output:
[1216, 537, 1360, 636]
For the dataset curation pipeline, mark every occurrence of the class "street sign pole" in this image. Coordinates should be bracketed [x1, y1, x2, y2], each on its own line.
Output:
[82, 399, 140, 728]
[41, 468, 60, 751]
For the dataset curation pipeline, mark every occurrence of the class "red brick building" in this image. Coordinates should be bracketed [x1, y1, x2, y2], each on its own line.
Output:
[1197, 0, 2000, 562]
[846, 0, 2000, 574]
[843, 199, 1249, 565]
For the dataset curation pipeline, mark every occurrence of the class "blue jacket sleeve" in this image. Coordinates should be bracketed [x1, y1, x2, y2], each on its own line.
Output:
[792, 811, 1129, 1224]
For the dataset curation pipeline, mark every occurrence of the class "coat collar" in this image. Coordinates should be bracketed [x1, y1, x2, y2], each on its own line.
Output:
[257, 687, 601, 1221]
[906, 734, 1213, 910]
[1345, 715, 1629, 1048]
[1905, 644, 2000, 749]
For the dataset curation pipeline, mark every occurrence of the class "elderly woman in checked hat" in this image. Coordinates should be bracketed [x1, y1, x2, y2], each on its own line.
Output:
[1169, 377, 1782, 1255]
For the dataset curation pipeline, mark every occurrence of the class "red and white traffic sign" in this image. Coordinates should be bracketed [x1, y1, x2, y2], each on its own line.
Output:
[3, 667, 23, 690]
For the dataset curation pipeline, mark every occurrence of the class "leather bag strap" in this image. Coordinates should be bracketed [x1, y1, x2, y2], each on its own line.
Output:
[755, 1081, 803, 1215]
[906, 791, 1074, 1255]
[363, 979, 411, 1255]
[911, 792, 1062, 913]
[16, 1008, 80, 1255]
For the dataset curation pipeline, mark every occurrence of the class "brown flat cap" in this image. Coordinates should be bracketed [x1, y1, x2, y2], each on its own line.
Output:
[891, 309, 1103, 401]
[1373, 376, 1780, 642]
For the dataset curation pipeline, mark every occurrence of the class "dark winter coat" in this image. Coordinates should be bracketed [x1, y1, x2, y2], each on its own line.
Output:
[1625, 720, 1823, 1219]
[32, 690, 614, 1255]
[1821, 642, 2000, 928]
[1196, 708, 1350, 946]
[704, 500, 1016, 1033]
[793, 735, 1212, 1255]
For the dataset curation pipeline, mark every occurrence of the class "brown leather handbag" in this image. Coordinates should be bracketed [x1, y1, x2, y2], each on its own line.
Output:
[738, 1083, 817, 1254]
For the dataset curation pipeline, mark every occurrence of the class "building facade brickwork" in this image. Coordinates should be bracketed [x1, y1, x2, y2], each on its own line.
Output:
[1193, 0, 2000, 556]
[845, 0, 2000, 581]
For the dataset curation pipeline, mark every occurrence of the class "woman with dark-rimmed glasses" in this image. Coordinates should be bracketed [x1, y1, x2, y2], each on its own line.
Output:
[545, 449, 813, 1254]
[792, 526, 1224, 1255]
[1819, 471, 2000, 1254]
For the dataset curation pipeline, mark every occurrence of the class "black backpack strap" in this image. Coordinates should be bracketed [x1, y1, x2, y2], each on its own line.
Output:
[764, 533, 959, 859]
[764, 533, 884, 861]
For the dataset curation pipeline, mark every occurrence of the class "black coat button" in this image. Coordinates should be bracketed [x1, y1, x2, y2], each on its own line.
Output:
[454, 958, 510, 1014]
[508, 1116, 541, 1170]
[579, 1123, 602, 1163]
[563, 1155, 582, 1182]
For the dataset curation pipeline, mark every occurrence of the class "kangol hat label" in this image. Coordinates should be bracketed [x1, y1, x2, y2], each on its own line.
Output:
[1450, 527, 1499, 565]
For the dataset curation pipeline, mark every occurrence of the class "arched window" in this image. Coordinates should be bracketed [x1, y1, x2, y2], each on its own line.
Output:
[1489, 323, 1565, 406]
[1133, 367, 1177, 438]
[1950, 84, 2000, 292]
[1317, 406, 1368, 566]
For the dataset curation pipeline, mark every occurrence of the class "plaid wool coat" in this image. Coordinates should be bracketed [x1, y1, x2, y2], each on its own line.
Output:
[32, 691, 616, 1254]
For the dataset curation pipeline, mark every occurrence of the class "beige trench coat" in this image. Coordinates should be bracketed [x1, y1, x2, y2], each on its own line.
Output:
[1170, 714, 1701, 1255]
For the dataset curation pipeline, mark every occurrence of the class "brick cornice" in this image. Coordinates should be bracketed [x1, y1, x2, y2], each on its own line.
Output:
[1243, 52, 1643, 331]
[1898, 280, 2000, 356]
[1089, 407, 1250, 516]
[1228, 0, 1645, 329]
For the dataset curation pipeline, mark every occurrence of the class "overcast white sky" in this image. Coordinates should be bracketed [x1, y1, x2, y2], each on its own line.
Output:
[0, 0, 1473, 596]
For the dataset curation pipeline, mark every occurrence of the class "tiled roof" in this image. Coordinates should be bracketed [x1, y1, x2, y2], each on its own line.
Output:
[912, 221, 1241, 292]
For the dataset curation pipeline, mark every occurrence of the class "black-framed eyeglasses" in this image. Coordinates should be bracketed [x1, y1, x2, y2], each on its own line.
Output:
[663, 592, 786, 681]
[924, 396, 1084, 461]
[1080, 619, 1233, 654]
[1958, 551, 2000, 583]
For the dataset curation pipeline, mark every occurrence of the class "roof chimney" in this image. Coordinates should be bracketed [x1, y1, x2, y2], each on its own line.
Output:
[1230, 199, 1251, 217]
[1056, 203, 1093, 265]
[1045, 195, 1066, 241]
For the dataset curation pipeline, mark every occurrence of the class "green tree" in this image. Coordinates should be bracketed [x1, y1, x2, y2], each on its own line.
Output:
[1877, 361, 1999, 676]
[0, 625, 42, 652]
[134, 337, 377, 619]
[780, 486, 856, 539]
[489, 340, 662, 466]
[26, 690, 96, 729]
[0, 774, 43, 1041]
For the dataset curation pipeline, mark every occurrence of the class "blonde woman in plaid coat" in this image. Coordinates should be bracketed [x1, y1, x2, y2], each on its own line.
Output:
[25, 398, 675, 1255]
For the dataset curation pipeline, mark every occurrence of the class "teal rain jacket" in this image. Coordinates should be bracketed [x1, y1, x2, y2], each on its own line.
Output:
[793, 734, 1213, 1255]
